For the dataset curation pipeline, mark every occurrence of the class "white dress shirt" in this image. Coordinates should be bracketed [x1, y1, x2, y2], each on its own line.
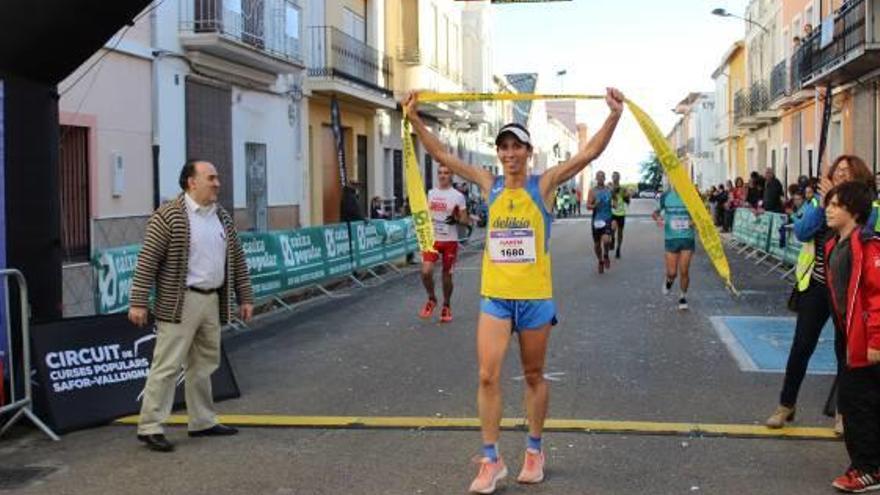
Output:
[184, 193, 227, 290]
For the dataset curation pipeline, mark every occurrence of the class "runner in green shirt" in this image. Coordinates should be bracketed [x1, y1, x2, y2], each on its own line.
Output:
[652, 186, 695, 310]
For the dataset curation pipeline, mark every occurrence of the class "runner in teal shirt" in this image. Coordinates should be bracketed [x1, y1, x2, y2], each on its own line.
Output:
[653, 188, 695, 310]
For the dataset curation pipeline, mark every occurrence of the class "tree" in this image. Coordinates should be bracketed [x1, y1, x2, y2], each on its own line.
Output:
[640, 154, 663, 190]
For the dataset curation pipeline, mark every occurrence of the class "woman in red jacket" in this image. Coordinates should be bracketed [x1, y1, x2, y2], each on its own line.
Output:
[823, 181, 880, 493]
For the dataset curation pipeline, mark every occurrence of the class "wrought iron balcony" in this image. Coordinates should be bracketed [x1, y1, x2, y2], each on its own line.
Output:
[770, 60, 788, 102]
[797, 0, 876, 87]
[179, 0, 303, 76]
[748, 81, 769, 115]
[308, 26, 393, 96]
[734, 81, 777, 128]
[734, 89, 747, 123]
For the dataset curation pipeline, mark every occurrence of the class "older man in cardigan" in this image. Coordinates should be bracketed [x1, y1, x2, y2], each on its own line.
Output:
[129, 159, 254, 452]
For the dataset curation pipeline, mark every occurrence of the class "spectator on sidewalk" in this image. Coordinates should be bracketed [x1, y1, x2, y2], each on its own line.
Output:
[341, 183, 365, 222]
[822, 181, 880, 493]
[763, 167, 785, 213]
[784, 184, 801, 216]
[724, 177, 747, 232]
[747, 171, 764, 209]
[765, 155, 874, 433]
[370, 196, 389, 220]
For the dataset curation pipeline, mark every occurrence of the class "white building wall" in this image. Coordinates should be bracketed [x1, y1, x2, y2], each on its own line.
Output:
[152, 0, 308, 214]
[231, 88, 303, 208]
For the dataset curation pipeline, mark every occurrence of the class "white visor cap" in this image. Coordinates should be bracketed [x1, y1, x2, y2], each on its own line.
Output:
[495, 124, 532, 147]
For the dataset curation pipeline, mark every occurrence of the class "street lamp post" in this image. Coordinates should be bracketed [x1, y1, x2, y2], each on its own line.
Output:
[711, 8, 769, 34]
[713, 7, 769, 87]
[556, 69, 567, 94]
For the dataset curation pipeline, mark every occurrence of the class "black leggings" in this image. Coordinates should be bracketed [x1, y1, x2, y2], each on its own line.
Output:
[779, 280, 846, 407]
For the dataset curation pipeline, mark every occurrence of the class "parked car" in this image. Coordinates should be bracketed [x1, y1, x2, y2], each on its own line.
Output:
[639, 190, 656, 199]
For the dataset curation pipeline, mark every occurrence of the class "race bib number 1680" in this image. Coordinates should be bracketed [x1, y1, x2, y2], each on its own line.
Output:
[488, 229, 537, 264]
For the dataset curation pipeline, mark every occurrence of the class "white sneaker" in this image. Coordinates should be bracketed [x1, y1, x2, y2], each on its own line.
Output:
[678, 297, 688, 310]
[662, 280, 672, 295]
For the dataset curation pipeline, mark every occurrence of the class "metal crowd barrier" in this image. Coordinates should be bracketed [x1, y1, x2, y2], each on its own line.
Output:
[0, 268, 59, 441]
[725, 209, 799, 282]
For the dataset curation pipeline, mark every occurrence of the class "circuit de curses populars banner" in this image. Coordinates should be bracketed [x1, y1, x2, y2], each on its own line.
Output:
[29, 313, 240, 433]
[92, 218, 420, 314]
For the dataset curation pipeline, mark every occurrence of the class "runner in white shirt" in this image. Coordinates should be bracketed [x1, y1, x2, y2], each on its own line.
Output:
[419, 163, 470, 323]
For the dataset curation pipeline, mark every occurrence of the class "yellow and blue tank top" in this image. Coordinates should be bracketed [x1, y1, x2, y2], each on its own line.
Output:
[481, 175, 553, 300]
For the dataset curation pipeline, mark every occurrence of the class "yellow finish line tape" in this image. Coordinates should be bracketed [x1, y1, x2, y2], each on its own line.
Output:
[403, 92, 735, 292]
[116, 415, 836, 440]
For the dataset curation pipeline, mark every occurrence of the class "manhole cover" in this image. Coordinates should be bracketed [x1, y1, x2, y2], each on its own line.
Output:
[0, 466, 56, 490]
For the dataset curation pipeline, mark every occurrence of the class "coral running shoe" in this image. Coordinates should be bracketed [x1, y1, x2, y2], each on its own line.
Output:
[418, 299, 437, 319]
[516, 449, 545, 484]
[832, 468, 880, 493]
[440, 305, 453, 323]
[469, 457, 508, 494]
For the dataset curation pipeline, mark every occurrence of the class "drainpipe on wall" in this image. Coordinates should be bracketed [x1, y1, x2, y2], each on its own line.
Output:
[150, 5, 160, 209]
[874, 81, 878, 174]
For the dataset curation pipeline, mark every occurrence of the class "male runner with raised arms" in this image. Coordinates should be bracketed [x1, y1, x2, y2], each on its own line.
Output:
[404, 88, 624, 493]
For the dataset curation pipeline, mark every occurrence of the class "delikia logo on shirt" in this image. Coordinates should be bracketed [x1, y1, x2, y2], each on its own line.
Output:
[492, 217, 531, 229]
[430, 200, 448, 212]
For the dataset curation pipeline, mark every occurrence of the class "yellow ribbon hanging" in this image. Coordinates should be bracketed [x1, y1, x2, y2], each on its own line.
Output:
[402, 119, 436, 253]
[402, 92, 735, 292]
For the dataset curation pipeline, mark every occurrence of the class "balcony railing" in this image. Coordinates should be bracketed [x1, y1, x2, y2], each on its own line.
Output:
[748, 81, 770, 115]
[734, 81, 772, 124]
[308, 26, 393, 95]
[734, 89, 747, 123]
[790, 48, 804, 92]
[181, 0, 302, 63]
[770, 60, 788, 102]
[797, 0, 867, 85]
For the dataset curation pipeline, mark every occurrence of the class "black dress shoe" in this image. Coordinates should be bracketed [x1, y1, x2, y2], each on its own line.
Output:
[188, 424, 239, 437]
[137, 434, 175, 452]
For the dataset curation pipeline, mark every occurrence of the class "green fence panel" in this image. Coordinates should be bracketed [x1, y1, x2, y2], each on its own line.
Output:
[239, 232, 285, 299]
[351, 221, 387, 269]
[379, 219, 409, 260]
[322, 222, 354, 277]
[733, 208, 752, 245]
[276, 226, 329, 289]
[750, 212, 772, 252]
[93, 244, 142, 314]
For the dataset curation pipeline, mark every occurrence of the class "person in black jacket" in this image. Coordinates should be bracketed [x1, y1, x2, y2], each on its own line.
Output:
[341, 184, 365, 222]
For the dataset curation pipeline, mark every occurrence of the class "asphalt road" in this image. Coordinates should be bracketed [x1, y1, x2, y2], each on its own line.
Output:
[0, 199, 849, 494]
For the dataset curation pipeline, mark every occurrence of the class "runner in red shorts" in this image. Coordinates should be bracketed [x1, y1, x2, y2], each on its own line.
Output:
[420, 163, 470, 323]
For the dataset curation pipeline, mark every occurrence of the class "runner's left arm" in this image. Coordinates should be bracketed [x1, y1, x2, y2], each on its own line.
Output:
[540, 88, 624, 201]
